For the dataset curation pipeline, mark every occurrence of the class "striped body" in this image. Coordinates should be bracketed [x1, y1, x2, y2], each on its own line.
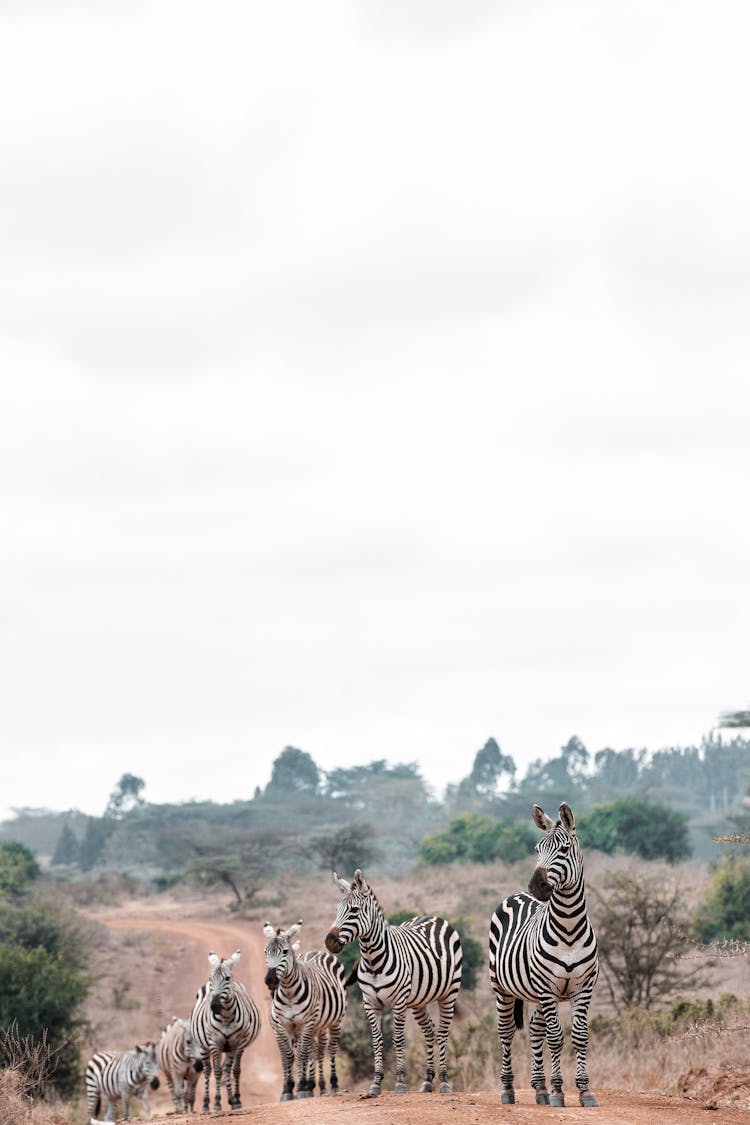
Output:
[156, 1016, 204, 1112]
[488, 802, 599, 1108]
[264, 921, 347, 1099]
[325, 868, 462, 1096]
[188, 949, 262, 1113]
[84, 1042, 159, 1123]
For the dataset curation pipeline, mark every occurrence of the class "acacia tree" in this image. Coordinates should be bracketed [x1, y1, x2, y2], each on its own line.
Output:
[591, 872, 711, 1014]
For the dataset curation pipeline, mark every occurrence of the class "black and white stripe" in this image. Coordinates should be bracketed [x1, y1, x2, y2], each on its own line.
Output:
[156, 1016, 204, 1112]
[489, 802, 599, 1108]
[84, 1042, 160, 1123]
[263, 919, 347, 1100]
[325, 868, 462, 1096]
[187, 948, 262, 1113]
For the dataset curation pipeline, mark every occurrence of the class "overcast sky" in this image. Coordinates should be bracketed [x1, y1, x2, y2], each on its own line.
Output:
[1, 1, 749, 821]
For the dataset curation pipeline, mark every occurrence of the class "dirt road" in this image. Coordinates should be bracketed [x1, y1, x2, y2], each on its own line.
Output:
[92, 907, 750, 1125]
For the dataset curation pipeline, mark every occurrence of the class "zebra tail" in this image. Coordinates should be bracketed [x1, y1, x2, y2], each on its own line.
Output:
[514, 999, 524, 1029]
[343, 957, 360, 989]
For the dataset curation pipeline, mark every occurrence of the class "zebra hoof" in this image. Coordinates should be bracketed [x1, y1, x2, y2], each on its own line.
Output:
[550, 1093, 565, 1107]
[580, 1092, 598, 1107]
[536, 1092, 550, 1105]
[501, 1091, 515, 1104]
[439, 1082, 451, 1094]
[420, 1081, 433, 1093]
[280, 1093, 293, 1102]
[368, 1083, 381, 1097]
[395, 1082, 407, 1094]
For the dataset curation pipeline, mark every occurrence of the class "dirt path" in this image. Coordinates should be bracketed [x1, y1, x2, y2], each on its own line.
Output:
[91, 908, 750, 1125]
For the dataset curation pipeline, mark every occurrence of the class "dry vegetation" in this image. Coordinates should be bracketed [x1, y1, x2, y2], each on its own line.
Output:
[8, 851, 750, 1121]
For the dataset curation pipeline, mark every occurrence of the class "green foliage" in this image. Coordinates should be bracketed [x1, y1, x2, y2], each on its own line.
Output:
[77, 816, 116, 871]
[694, 856, 750, 941]
[419, 814, 536, 866]
[0, 843, 39, 900]
[454, 738, 516, 802]
[452, 917, 483, 991]
[0, 900, 91, 1095]
[577, 798, 690, 863]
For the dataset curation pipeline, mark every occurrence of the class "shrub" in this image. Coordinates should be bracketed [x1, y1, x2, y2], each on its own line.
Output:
[577, 799, 690, 863]
[694, 856, 750, 942]
[0, 843, 40, 901]
[419, 814, 536, 866]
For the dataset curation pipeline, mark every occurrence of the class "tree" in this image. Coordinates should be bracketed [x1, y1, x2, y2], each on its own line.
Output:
[719, 709, 750, 729]
[51, 822, 79, 867]
[310, 823, 379, 874]
[77, 816, 116, 871]
[265, 747, 321, 796]
[457, 738, 516, 800]
[591, 872, 711, 1014]
[0, 843, 40, 900]
[577, 798, 691, 863]
[105, 773, 146, 818]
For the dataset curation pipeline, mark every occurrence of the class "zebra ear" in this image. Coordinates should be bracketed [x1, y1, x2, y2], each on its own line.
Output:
[285, 919, 302, 939]
[559, 803, 576, 832]
[263, 923, 276, 939]
[353, 869, 370, 893]
[208, 951, 220, 969]
[291, 940, 300, 954]
[532, 804, 555, 832]
[226, 948, 241, 968]
[333, 871, 351, 894]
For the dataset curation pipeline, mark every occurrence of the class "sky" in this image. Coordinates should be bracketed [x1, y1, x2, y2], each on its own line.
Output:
[1, 0, 749, 821]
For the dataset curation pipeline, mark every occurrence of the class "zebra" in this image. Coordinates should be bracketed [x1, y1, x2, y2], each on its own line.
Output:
[263, 919, 347, 1101]
[488, 802, 599, 1108]
[325, 868, 462, 1097]
[84, 1041, 160, 1123]
[187, 948, 262, 1113]
[156, 1016, 204, 1112]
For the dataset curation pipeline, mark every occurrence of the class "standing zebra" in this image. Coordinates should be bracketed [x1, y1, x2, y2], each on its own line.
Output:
[264, 919, 347, 1100]
[187, 948, 262, 1113]
[325, 868, 462, 1096]
[156, 1016, 204, 1112]
[85, 1042, 160, 1123]
[489, 802, 599, 1108]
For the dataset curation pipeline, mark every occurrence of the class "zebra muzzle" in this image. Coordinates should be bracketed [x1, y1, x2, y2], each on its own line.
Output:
[325, 929, 344, 954]
[528, 868, 553, 902]
[149, 1077, 160, 1090]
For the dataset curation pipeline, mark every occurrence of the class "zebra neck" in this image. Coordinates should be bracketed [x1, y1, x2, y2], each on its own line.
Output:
[547, 882, 589, 931]
[278, 958, 305, 993]
[357, 911, 388, 963]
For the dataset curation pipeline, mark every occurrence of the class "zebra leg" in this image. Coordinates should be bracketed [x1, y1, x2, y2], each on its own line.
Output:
[541, 997, 565, 1106]
[392, 1004, 408, 1093]
[229, 1047, 243, 1108]
[316, 1031, 328, 1095]
[529, 1006, 550, 1105]
[571, 990, 598, 1106]
[136, 1088, 153, 1117]
[413, 1005, 436, 1093]
[328, 1022, 342, 1095]
[363, 997, 385, 1096]
[277, 1031, 295, 1101]
[436, 993, 457, 1093]
[494, 992, 518, 1104]
[295, 1026, 315, 1098]
[200, 1051, 212, 1113]
[211, 1045, 225, 1112]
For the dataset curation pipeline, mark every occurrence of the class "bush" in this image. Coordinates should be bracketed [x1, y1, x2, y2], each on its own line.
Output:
[418, 814, 536, 866]
[0, 843, 40, 900]
[577, 799, 690, 863]
[694, 856, 750, 941]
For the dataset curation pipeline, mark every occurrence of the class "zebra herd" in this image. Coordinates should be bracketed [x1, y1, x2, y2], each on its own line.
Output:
[85, 801, 599, 1119]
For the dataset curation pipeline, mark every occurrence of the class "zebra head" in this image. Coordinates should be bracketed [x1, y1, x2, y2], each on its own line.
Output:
[528, 802, 583, 902]
[182, 1020, 204, 1073]
[207, 949, 241, 1015]
[325, 868, 378, 953]
[135, 1042, 161, 1090]
[263, 920, 302, 992]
